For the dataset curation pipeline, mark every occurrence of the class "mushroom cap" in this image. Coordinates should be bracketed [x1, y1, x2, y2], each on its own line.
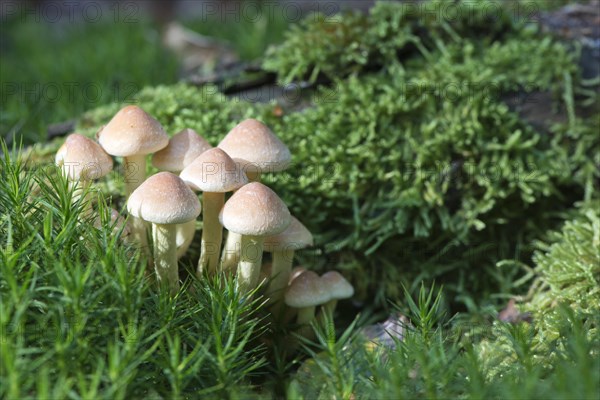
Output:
[98, 105, 169, 157]
[152, 128, 212, 172]
[127, 172, 201, 224]
[219, 182, 290, 236]
[180, 148, 247, 193]
[55, 133, 113, 180]
[321, 271, 354, 300]
[263, 216, 313, 252]
[285, 270, 329, 308]
[218, 119, 291, 173]
[289, 266, 307, 284]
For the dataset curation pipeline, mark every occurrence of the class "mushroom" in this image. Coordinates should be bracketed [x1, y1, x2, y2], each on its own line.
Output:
[152, 128, 212, 257]
[98, 105, 169, 196]
[319, 271, 354, 316]
[98, 105, 169, 247]
[219, 182, 290, 295]
[152, 128, 212, 172]
[218, 119, 291, 270]
[263, 216, 313, 309]
[55, 133, 113, 219]
[127, 172, 201, 294]
[180, 148, 247, 275]
[284, 270, 329, 330]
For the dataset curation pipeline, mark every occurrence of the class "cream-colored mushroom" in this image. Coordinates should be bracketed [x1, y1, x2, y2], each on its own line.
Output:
[152, 128, 212, 258]
[180, 148, 247, 275]
[127, 172, 200, 294]
[218, 119, 291, 271]
[55, 133, 113, 219]
[98, 105, 169, 248]
[219, 182, 290, 295]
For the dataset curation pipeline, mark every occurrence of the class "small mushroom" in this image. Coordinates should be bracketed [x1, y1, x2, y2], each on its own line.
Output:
[127, 172, 200, 294]
[219, 182, 290, 295]
[218, 119, 291, 271]
[263, 216, 313, 309]
[180, 148, 247, 275]
[319, 271, 354, 316]
[152, 128, 212, 257]
[98, 106, 168, 248]
[55, 133, 113, 218]
[284, 270, 329, 329]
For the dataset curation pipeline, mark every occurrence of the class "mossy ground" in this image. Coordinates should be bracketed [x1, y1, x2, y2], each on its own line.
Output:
[1, 0, 599, 398]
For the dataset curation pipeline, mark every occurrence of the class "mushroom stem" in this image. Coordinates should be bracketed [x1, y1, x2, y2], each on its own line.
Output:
[322, 299, 339, 316]
[221, 232, 241, 272]
[197, 191, 225, 276]
[237, 235, 264, 295]
[176, 220, 196, 260]
[152, 223, 179, 294]
[267, 248, 294, 309]
[295, 306, 317, 339]
[123, 153, 147, 197]
[297, 306, 316, 325]
[124, 154, 149, 250]
[221, 171, 260, 271]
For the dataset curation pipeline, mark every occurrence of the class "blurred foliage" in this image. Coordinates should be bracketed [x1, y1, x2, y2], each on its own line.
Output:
[0, 6, 289, 146]
[184, 2, 288, 61]
[0, 19, 179, 145]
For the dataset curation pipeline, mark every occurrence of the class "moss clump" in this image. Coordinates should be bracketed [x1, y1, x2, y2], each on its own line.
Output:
[262, 0, 517, 84]
[530, 202, 600, 313]
[478, 202, 600, 382]
[79, 0, 598, 306]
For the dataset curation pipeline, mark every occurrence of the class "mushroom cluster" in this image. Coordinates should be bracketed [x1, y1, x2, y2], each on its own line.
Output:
[54, 106, 354, 333]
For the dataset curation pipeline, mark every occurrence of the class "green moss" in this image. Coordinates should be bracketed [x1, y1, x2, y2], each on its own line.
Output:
[530, 202, 600, 313]
[262, 0, 518, 84]
[478, 202, 600, 383]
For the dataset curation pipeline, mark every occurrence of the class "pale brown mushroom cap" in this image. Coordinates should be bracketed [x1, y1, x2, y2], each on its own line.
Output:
[98, 105, 169, 157]
[218, 119, 291, 173]
[321, 271, 354, 300]
[219, 182, 290, 236]
[289, 266, 307, 284]
[152, 128, 212, 172]
[127, 172, 201, 224]
[263, 216, 313, 252]
[284, 270, 329, 308]
[55, 133, 113, 180]
[180, 148, 247, 192]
